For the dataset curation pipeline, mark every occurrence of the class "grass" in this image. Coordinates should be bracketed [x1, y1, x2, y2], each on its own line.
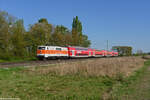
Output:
[0, 57, 147, 100]
[0, 67, 114, 100]
[111, 60, 150, 100]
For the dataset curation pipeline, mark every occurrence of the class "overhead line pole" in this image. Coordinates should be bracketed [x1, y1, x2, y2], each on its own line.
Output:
[107, 40, 109, 51]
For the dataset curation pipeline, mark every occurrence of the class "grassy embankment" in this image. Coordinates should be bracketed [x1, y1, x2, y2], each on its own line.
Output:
[0, 57, 149, 100]
[111, 57, 150, 100]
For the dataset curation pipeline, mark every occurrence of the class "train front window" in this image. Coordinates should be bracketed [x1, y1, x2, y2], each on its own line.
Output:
[38, 47, 45, 50]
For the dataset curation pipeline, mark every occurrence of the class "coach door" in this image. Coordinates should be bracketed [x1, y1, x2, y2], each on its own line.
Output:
[89, 51, 91, 56]
[93, 51, 95, 56]
[72, 50, 75, 56]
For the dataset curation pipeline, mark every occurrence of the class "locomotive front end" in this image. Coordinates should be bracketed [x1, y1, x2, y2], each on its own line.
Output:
[37, 46, 46, 60]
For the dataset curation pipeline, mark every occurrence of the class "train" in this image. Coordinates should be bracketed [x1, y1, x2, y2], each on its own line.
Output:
[37, 46, 119, 60]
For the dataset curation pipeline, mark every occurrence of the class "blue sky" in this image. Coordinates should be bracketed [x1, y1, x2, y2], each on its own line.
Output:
[0, 0, 150, 52]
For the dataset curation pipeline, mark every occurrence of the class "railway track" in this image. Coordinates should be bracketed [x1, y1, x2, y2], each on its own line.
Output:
[0, 59, 71, 68]
[0, 57, 120, 68]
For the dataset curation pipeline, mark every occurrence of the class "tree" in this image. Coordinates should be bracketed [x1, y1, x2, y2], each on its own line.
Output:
[64, 33, 73, 46]
[11, 19, 26, 58]
[72, 16, 82, 34]
[81, 35, 91, 47]
[72, 16, 83, 45]
[38, 18, 48, 24]
[28, 18, 52, 56]
[0, 11, 15, 59]
[55, 25, 69, 34]
[72, 28, 78, 46]
[51, 25, 70, 46]
[72, 16, 91, 47]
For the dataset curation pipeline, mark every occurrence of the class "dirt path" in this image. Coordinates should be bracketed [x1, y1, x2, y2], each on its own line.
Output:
[123, 66, 150, 100]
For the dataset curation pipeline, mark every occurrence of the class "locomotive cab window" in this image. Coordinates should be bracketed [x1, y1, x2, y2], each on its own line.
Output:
[38, 47, 45, 50]
[56, 48, 61, 51]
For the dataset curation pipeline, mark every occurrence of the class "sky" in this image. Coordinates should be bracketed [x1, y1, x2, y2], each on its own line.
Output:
[0, 0, 150, 52]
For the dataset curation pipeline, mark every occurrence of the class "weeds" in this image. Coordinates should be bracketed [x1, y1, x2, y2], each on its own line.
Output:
[110, 60, 150, 100]
[33, 57, 144, 78]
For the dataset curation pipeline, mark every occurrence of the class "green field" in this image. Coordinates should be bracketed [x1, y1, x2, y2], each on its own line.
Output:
[0, 59, 149, 100]
[111, 60, 150, 100]
[0, 67, 115, 100]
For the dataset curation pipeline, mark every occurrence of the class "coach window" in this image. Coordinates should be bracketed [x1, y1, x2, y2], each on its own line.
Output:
[56, 48, 61, 51]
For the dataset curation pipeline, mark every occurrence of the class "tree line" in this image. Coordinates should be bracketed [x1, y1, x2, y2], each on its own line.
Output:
[0, 10, 91, 60]
[112, 46, 132, 56]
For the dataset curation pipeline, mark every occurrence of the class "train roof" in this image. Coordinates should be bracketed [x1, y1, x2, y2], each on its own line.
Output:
[38, 45, 67, 48]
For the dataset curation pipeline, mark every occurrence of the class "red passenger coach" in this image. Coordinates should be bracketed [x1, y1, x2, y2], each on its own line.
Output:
[67, 46, 95, 58]
[95, 50, 104, 57]
[101, 50, 108, 56]
[107, 51, 113, 57]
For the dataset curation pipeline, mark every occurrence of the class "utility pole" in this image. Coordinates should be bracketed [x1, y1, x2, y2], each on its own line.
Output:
[107, 40, 109, 51]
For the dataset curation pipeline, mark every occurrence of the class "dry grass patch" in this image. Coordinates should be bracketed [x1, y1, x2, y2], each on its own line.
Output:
[29, 57, 145, 77]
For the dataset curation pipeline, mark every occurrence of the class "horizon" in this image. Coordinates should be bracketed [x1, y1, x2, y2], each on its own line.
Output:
[0, 0, 150, 53]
